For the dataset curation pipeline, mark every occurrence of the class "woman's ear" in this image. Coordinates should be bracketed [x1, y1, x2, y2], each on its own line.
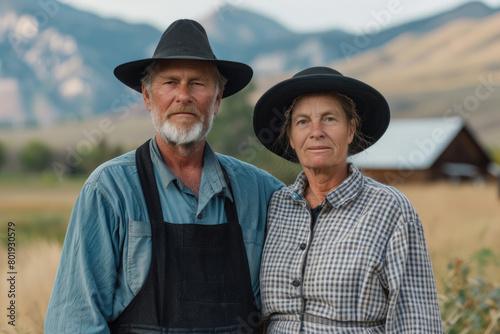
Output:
[289, 133, 296, 150]
[348, 119, 355, 145]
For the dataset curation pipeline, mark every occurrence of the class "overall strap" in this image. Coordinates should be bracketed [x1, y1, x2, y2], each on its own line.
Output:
[135, 139, 164, 223]
[136, 139, 239, 226]
[220, 162, 239, 226]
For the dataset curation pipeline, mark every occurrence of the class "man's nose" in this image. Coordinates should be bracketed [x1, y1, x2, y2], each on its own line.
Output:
[175, 83, 192, 103]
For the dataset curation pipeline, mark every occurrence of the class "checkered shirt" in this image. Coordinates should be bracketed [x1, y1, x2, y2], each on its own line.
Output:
[260, 165, 443, 333]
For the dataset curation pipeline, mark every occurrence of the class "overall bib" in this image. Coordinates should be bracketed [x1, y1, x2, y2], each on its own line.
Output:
[109, 140, 259, 333]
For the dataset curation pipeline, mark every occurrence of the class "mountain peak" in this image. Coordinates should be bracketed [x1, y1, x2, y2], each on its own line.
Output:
[201, 5, 293, 45]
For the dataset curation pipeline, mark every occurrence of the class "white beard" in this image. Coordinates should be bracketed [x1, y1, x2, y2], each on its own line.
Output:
[151, 101, 216, 147]
[157, 117, 206, 145]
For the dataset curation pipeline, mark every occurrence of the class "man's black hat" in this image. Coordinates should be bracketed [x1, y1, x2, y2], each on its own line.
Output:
[114, 19, 253, 98]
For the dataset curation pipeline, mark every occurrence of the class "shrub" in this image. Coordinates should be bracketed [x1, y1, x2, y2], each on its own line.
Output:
[440, 248, 500, 333]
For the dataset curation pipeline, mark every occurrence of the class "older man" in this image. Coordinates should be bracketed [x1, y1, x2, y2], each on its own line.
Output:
[45, 19, 283, 333]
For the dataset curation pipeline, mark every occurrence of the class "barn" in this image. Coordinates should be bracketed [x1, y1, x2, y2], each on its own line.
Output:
[348, 116, 497, 185]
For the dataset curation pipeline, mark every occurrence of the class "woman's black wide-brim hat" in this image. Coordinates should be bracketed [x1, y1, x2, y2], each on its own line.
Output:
[253, 66, 390, 162]
[114, 19, 253, 98]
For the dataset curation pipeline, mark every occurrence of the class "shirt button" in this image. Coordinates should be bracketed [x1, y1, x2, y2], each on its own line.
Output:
[292, 279, 301, 287]
[300, 243, 307, 250]
[197, 213, 202, 219]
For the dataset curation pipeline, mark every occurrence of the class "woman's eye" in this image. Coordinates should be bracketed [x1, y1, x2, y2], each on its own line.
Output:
[297, 120, 307, 125]
[325, 117, 335, 122]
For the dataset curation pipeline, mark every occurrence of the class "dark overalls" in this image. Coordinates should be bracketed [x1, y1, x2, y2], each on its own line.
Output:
[109, 140, 260, 333]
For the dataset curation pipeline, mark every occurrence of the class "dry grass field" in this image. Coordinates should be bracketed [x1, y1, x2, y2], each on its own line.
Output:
[397, 181, 500, 288]
[0, 178, 499, 332]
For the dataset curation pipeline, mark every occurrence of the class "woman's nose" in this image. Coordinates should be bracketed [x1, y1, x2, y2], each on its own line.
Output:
[309, 121, 324, 138]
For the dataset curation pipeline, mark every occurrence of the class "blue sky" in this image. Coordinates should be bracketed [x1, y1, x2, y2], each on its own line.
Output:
[63, 0, 500, 33]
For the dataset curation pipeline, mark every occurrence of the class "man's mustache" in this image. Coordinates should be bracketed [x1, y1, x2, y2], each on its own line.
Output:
[166, 105, 202, 119]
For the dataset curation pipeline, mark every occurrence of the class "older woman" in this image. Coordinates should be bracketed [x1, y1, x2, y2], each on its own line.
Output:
[253, 67, 443, 333]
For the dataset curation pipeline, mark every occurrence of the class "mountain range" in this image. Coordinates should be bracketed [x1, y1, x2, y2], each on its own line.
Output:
[0, 0, 499, 148]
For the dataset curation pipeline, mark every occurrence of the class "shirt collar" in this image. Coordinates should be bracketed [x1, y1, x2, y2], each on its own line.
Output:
[288, 164, 364, 209]
[149, 138, 233, 203]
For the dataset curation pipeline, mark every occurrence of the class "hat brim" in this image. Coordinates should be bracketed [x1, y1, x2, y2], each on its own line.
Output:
[253, 73, 390, 162]
[113, 57, 253, 98]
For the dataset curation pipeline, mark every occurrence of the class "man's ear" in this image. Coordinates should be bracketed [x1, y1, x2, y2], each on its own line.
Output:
[213, 90, 223, 116]
[142, 84, 152, 111]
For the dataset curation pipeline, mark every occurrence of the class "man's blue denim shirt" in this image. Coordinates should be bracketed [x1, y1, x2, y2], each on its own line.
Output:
[45, 138, 284, 333]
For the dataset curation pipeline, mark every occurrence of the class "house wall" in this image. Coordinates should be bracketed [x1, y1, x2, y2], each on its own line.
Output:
[433, 129, 492, 180]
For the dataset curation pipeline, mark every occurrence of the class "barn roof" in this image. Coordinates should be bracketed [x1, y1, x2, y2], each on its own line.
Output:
[348, 116, 466, 170]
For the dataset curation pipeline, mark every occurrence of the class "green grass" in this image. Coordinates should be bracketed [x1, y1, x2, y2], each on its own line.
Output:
[0, 172, 86, 245]
[0, 211, 69, 245]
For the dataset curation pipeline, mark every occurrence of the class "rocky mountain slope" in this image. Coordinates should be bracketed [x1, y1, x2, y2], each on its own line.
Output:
[0, 0, 498, 150]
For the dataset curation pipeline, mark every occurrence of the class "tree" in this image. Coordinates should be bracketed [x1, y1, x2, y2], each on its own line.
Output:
[72, 140, 124, 175]
[19, 140, 54, 172]
[0, 141, 7, 170]
[208, 83, 301, 184]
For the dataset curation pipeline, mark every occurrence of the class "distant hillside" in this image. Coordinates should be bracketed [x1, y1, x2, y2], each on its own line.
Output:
[333, 10, 500, 148]
[200, 7, 352, 74]
[201, 2, 498, 74]
[0, 0, 160, 126]
[247, 2, 500, 149]
[0, 0, 498, 127]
